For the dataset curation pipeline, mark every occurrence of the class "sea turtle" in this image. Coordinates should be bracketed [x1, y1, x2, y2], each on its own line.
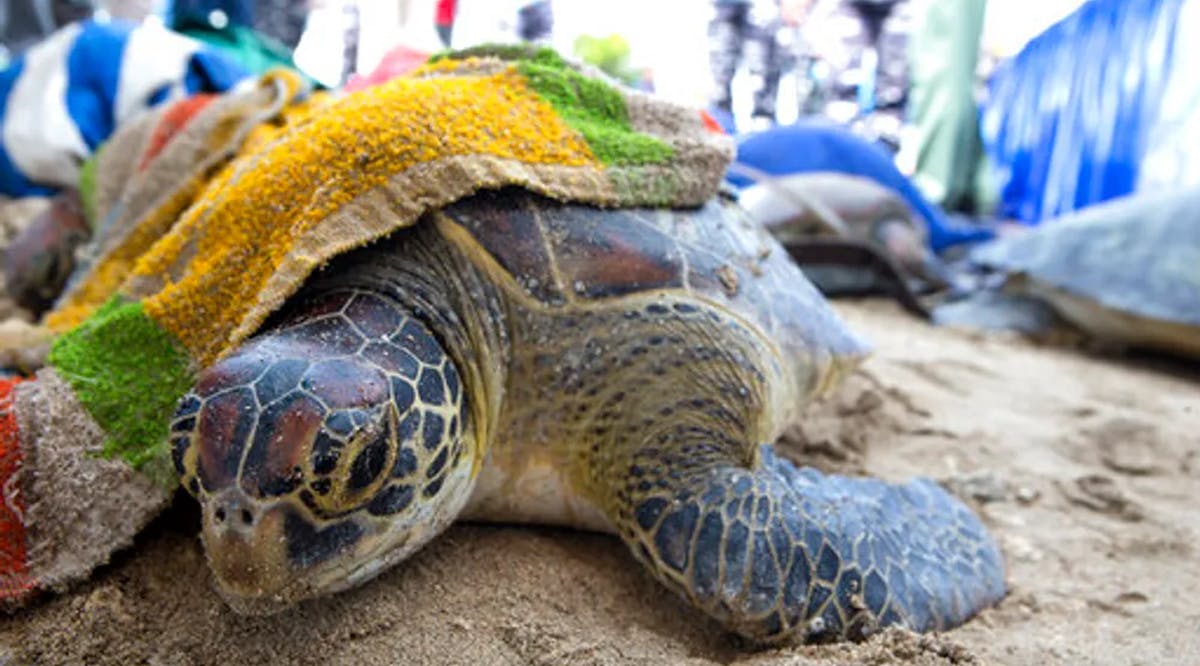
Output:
[169, 185, 1005, 643]
[733, 169, 952, 316]
[933, 186, 1200, 360]
[0, 50, 1005, 644]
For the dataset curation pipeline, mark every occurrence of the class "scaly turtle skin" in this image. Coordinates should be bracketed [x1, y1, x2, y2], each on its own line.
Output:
[171, 188, 1005, 643]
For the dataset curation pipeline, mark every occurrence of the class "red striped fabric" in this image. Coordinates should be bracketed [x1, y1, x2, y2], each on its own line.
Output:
[0, 377, 32, 602]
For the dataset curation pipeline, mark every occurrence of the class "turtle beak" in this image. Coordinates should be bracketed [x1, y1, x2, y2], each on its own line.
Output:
[200, 487, 372, 615]
[201, 489, 295, 612]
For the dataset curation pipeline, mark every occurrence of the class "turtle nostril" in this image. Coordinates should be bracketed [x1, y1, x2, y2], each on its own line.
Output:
[210, 496, 260, 530]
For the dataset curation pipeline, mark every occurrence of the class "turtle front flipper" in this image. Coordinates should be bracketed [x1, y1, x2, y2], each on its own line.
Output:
[604, 438, 1005, 643]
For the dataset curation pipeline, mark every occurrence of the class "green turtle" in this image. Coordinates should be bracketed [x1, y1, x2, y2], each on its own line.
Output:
[732, 169, 954, 317]
[170, 186, 1005, 643]
[934, 186, 1200, 360]
[733, 170, 929, 257]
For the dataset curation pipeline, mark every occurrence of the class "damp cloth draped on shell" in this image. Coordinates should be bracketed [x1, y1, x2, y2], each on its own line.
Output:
[0, 45, 733, 607]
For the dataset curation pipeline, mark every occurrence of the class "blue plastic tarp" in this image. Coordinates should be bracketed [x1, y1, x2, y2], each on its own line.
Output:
[980, 0, 1186, 224]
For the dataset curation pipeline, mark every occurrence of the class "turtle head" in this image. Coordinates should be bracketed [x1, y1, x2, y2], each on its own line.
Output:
[170, 294, 475, 614]
[873, 219, 951, 289]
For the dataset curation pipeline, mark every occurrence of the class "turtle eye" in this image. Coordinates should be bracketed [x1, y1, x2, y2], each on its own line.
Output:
[301, 393, 469, 520]
[303, 405, 398, 515]
[359, 399, 469, 519]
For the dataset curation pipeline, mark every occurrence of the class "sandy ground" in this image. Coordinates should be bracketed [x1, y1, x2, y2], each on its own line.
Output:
[2, 299, 1198, 665]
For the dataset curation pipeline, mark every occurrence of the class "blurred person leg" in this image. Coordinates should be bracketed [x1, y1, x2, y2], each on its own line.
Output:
[907, 0, 989, 213]
[340, 0, 359, 85]
[708, 1, 750, 120]
[435, 0, 456, 47]
[873, 0, 910, 112]
[744, 1, 784, 128]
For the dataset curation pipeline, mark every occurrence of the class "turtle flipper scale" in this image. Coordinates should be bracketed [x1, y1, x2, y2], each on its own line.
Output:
[618, 442, 1005, 643]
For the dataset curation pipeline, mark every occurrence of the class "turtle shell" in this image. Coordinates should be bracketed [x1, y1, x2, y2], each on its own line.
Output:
[970, 186, 1200, 357]
[436, 187, 867, 369]
[972, 186, 1200, 327]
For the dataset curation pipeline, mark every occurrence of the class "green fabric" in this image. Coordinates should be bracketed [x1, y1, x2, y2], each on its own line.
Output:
[47, 297, 193, 484]
[78, 151, 98, 231]
[907, 0, 996, 214]
[517, 61, 674, 165]
[436, 45, 675, 166]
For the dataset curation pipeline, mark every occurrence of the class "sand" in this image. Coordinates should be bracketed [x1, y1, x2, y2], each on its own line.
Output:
[2, 299, 1198, 665]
